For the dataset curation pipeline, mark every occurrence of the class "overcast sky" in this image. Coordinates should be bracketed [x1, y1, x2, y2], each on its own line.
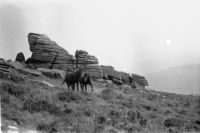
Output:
[0, 0, 200, 75]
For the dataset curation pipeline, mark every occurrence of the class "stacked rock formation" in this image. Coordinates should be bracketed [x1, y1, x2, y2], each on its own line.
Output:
[26, 32, 148, 86]
[27, 33, 75, 71]
[75, 50, 102, 79]
[75, 50, 98, 65]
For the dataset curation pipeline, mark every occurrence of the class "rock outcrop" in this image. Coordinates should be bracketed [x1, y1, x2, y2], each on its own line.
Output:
[119, 71, 131, 84]
[15, 52, 25, 63]
[27, 33, 75, 71]
[27, 33, 103, 79]
[131, 74, 148, 86]
[0, 58, 13, 79]
[75, 50, 102, 79]
[75, 50, 99, 65]
[101, 65, 122, 84]
[101, 66, 121, 80]
[26, 32, 149, 83]
[0, 58, 25, 81]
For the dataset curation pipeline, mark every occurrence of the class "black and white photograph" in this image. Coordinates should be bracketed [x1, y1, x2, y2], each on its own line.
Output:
[0, 0, 200, 132]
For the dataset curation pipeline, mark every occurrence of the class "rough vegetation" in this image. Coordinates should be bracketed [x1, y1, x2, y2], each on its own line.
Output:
[1, 74, 199, 133]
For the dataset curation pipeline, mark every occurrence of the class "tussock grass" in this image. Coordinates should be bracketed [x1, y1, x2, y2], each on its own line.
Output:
[1, 79, 200, 133]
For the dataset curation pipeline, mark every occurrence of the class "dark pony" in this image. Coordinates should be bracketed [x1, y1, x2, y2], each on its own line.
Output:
[62, 68, 83, 91]
[80, 72, 93, 92]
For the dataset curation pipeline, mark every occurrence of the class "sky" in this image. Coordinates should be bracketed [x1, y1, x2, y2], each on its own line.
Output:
[0, 0, 200, 75]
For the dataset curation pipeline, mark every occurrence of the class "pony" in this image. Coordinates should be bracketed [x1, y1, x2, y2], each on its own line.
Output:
[62, 68, 83, 91]
[79, 72, 93, 92]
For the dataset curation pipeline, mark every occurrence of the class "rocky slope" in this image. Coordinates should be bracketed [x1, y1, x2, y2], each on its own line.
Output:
[0, 69, 199, 133]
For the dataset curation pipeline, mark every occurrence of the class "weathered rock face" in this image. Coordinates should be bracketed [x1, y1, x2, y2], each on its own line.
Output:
[119, 71, 131, 84]
[131, 74, 148, 86]
[101, 65, 121, 80]
[0, 58, 13, 79]
[75, 50, 99, 65]
[75, 50, 102, 79]
[84, 64, 102, 79]
[15, 52, 25, 63]
[101, 65, 122, 84]
[27, 33, 102, 79]
[27, 33, 75, 71]
[0, 58, 25, 81]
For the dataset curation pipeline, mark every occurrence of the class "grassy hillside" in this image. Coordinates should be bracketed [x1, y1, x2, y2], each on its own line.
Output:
[1, 74, 200, 133]
[146, 64, 200, 95]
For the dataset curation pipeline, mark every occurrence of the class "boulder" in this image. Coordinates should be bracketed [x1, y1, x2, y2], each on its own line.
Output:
[112, 78, 122, 85]
[15, 52, 25, 63]
[0, 58, 25, 81]
[101, 65, 121, 80]
[131, 74, 148, 86]
[27, 33, 75, 71]
[7, 59, 12, 62]
[101, 65, 122, 85]
[0, 58, 13, 79]
[119, 71, 131, 84]
[10, 69, 25, 82]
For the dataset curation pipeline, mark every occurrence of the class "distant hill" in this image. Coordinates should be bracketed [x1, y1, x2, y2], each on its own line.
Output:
[146, 64, 200, 95]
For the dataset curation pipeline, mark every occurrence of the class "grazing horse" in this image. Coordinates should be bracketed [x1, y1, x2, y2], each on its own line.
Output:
[80, 72, 93, 92]
[62, 69, 82, 91]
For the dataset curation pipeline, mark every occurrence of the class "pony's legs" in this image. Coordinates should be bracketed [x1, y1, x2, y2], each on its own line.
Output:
[72, 84, 75, 91]
[81, 83, 84, 92]
[67, 83, 70, 91]
[76, 82, 79, 92]
[84, 84, 87, 92]
[90, 83, 93, 92]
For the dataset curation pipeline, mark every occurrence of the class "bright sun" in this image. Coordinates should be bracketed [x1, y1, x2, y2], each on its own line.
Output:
[166, 39, 171, 46]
